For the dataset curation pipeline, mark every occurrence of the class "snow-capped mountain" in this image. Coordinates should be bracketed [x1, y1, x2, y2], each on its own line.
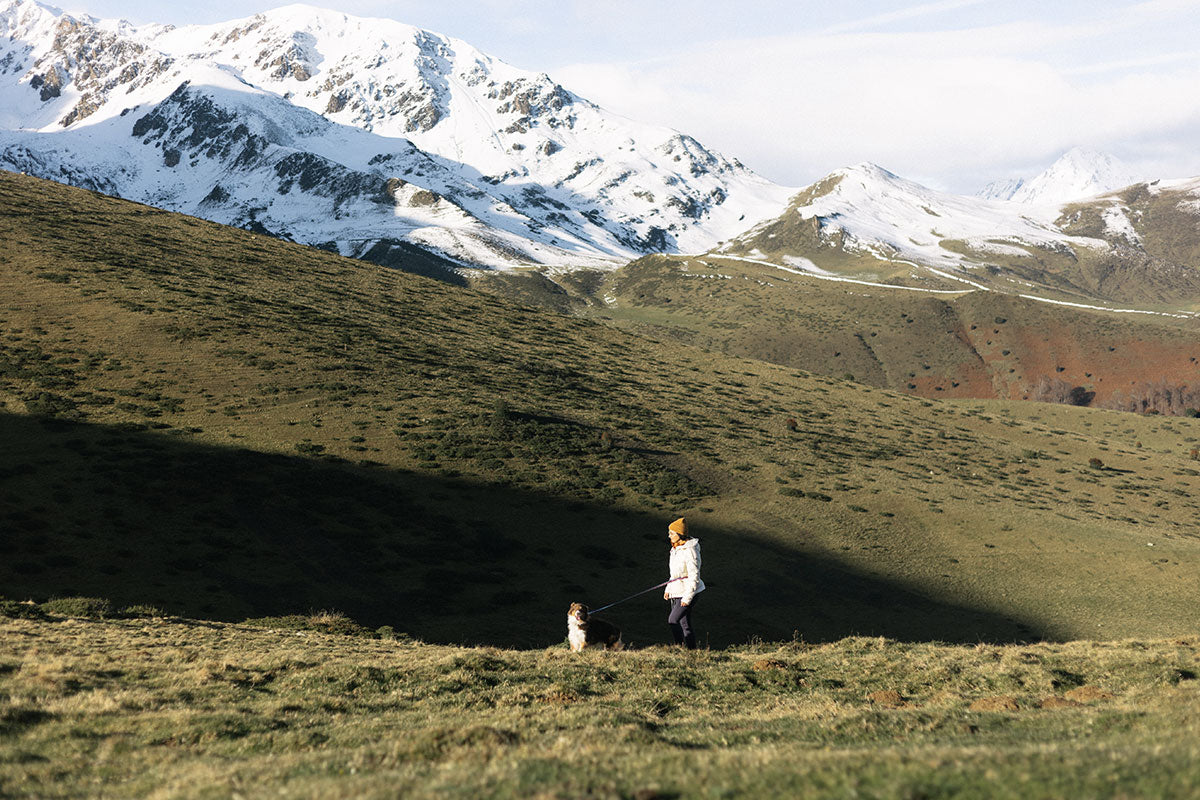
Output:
[717, 161, 1200, 304]
[0, 0, 792, 269]
[719, 162, 1100, 276]
[976, 177, 1025, 202]
[977, 148, 1143, 207]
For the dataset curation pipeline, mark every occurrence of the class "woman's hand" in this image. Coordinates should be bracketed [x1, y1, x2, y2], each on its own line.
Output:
[663, 592, 669, 600]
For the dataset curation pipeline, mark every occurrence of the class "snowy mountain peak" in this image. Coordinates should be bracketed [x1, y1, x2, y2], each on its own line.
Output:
[977, 177, 1025, 202]
[979, 148, 1143, 207]
[0, 1, 793, 269]
[720, 162, 1099, 279]
[837, 162, 903, 183]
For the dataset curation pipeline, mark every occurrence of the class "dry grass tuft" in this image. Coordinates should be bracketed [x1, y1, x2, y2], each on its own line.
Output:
[1037, 696, 1085, 709]
[3, 617, 1199, 798]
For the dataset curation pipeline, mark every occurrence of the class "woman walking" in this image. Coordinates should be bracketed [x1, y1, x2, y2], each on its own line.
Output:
[664, 517, 705, 649]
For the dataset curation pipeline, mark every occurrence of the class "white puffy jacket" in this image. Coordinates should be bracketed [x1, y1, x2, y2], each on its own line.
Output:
[666, 538, 705, 604]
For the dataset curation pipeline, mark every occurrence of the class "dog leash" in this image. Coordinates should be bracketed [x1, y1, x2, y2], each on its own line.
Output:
[589, 577, 685, 615]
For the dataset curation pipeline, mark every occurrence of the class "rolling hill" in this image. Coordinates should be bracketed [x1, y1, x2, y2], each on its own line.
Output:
[527, 253, 1200, 408]
[2, 169, 1199, 648]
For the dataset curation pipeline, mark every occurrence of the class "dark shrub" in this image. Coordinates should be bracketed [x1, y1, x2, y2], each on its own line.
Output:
[117, 604, 166, 618]
[0, 599, 47, 620]
[41, 597, 112, 618]
[243, 611, 372, 637]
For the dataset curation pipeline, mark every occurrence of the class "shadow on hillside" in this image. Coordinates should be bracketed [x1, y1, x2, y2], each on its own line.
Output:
[0, 413, 1047, 647]
[358, 239, 469, 286]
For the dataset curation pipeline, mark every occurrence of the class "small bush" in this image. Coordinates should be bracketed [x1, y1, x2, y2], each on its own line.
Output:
[0, 599, 47, 620]
[118, 604, 165, 618]
[41, 596, 112, 618]
[1088, 457, 1105, 470]
[243, 611, 372, 637]
[778, 487, 805, 497]
[24, 391, 78, 417]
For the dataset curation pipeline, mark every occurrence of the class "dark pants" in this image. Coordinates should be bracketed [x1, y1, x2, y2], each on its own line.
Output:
[668, 597, 698, 649]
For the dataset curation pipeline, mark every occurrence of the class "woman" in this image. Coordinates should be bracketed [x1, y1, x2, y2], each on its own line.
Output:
[664, 517, 705, 649]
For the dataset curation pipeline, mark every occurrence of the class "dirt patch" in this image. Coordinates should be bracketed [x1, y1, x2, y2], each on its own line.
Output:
[1064, 685, 1114, 703]
[867, 689, 907, 708]
[969, 696, 1019, 712]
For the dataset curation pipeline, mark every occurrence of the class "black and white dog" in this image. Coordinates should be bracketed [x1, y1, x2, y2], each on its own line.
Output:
[567, 602, 624, 652]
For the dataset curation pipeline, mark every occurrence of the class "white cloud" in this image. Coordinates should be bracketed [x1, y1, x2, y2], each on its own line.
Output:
[554, 12, 1200, 191]
[820, 0, 992, 34]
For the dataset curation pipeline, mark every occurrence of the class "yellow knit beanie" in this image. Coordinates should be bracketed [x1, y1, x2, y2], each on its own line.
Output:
[668, 517, 687, 536]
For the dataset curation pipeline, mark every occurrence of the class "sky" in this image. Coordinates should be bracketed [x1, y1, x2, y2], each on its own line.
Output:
[62, 0, 1200, 192]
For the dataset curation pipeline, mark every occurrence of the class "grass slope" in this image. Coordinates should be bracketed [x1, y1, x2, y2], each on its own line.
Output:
[2, 615, 1200, 798]
[549, 254, 1200, 407]
[1, 170, 1199, 646]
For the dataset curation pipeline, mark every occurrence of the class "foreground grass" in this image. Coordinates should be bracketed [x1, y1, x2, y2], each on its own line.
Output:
[2, 617, 1199, 799]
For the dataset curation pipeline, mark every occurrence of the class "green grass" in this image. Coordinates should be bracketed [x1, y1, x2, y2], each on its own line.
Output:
[0, 169, 1199, 648]
[2, 616, 1199, 798]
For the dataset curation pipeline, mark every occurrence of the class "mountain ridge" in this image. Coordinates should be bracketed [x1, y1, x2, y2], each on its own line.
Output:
[0, 0, 792, 269]
[3, 0, 1198, 302]
[711, 159, 1200, 307]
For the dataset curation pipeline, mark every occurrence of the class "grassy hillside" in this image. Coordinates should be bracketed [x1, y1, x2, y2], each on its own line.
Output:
[2, 615, 1199, 798]
[1, 170, 1199, 647]
[1058, 181, 1200, 300]
[523, 254, 1200, 408]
